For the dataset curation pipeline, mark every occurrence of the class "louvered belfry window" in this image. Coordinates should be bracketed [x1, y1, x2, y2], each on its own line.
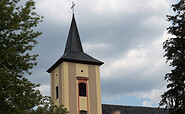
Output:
[79, 83, 86, 96]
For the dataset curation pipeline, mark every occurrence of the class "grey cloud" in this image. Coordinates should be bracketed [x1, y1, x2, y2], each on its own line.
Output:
[27, 0, 170, 102]
[101, 65, 169, 97]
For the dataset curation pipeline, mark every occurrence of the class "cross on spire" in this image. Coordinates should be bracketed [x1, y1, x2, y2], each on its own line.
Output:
[71, 2, 75, 14]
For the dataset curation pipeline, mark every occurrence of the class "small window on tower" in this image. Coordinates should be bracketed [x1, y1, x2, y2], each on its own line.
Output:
[56, 86, 58, 99]
[79, 83, 86, 96]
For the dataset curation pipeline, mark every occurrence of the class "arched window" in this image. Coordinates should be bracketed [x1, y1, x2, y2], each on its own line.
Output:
[80, 110, 87, 114]
[79, 83, 86, 96]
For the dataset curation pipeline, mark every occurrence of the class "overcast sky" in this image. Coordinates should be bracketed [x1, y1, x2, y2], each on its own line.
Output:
[26, 0, 175, 107]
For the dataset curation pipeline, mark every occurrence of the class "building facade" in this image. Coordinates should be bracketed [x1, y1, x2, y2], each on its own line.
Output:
[47, 14, 103, 114]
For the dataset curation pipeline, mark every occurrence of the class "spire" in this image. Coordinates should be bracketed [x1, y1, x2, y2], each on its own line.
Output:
[47, 15, 103, 73]
[63, 15, 83, 56]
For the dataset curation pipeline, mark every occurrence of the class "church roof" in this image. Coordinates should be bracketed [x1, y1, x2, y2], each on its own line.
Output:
[102, 104, 170, 114]
[47, 15, 103, 73]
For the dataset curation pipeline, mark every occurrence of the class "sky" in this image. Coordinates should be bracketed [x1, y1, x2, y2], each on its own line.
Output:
[26, 0, 176, 107]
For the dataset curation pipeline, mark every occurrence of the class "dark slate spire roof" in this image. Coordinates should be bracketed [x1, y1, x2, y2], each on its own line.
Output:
[63, 14, 83, 55]
[47, 15, 103, 73]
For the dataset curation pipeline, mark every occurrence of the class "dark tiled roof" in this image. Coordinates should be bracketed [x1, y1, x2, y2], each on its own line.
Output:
[102, 104, 170, 114]
[47, 15, 103, 73]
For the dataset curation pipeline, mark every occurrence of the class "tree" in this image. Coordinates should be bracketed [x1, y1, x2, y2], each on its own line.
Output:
[30, 96, 69, 114]
[159, 0, 185, 114]
[0, 0, 43, 113]
[0, 0, 69, 113]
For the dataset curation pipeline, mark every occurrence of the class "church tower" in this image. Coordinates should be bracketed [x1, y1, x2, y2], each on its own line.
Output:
[47, 14, 104, 114]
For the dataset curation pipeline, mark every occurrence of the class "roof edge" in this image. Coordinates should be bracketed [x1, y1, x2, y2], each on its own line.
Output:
[47, 58, 104, 73]
[102, 104, 165, 109]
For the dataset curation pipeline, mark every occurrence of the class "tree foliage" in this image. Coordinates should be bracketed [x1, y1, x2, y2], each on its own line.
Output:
[0, 0, 69, 113]
[30, 96, 69, 114]
[0, 0, 43, 113]
[159, 0, 185, 114]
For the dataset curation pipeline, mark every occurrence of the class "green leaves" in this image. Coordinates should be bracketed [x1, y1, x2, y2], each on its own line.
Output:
[0, 0, 44, 113]
[160, 0, 185, 114]
[29, 96, 69, 114]
[0, 0, 42, 75]
[0, 0, 68, 113]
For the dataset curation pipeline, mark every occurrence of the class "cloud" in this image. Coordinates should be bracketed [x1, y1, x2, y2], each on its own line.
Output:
[101, 31, 171, 103]
[139, 87, 167, 107]
[83, 42, 111, 51]
[142, 100, 153, 107]
[27, 69, 49, 85]
[27, 0, 172, 107]
[38, 84, 50, 96]
[78, 0, 169, 16]
[36, 0, 72, 24]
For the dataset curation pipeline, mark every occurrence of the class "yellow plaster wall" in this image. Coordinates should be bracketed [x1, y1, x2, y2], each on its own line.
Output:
[79, 97, 87, 110]
[62, 62, 69, 110]
[50, 62, 70, 111]
[76, 63, 89, 112]
[76, 64, 102, 114]
[96, 66, 102, 114]
[54, 66, 59, 106]
[87, 81, 91, 114]
[50, 73, 53, 103]
[50, 62, 102, 114]
[76, 75, 79, 113]
[76, 63, 88, 77]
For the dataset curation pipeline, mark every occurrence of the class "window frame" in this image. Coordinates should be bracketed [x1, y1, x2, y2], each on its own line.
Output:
[76, 77, 89, 114]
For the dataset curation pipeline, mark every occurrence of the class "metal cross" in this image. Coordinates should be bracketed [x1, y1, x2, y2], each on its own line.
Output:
[71, 2, 75, 14]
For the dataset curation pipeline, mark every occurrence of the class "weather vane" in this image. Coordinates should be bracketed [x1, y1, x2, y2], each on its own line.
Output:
[71, 2, 75, 14]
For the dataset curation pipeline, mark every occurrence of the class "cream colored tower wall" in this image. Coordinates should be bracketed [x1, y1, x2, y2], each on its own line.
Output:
[76, 63, 88, 77]
[77, 63, 102, 114]
[79, 97, 87, 110]
[50, 62, 69, 110]
[76, 63, 89, 112]
[50, 72, 54, 104]
[96, 66, 102, 114]
[51, 66, 59, 106]
[62, 62, 69, 110]
[50, 62, 102, 114]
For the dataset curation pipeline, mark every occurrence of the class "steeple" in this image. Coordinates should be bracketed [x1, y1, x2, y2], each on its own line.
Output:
[47, 13, 103, 114]
[63, 14, 83, 55]
[47, 15, 103, 73]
